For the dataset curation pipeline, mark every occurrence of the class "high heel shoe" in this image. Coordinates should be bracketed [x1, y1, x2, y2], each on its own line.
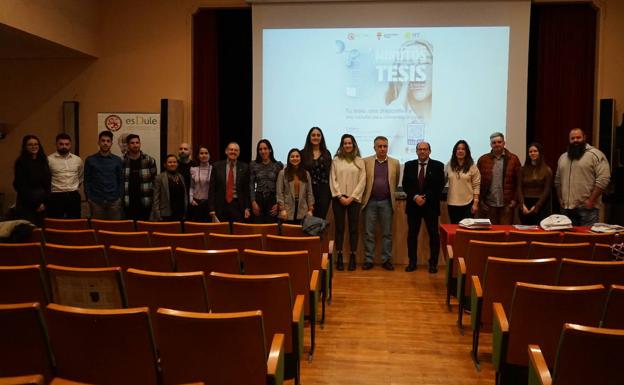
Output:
[336, 252, 344, 271]
[348, 252, 356, 271]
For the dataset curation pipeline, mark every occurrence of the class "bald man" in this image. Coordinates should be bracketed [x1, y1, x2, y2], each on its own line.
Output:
[177, 142, 196, 189]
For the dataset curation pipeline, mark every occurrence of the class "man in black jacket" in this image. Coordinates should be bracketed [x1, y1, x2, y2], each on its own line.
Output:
[402, 141, 445, 273]
[208, 142, 250, 223]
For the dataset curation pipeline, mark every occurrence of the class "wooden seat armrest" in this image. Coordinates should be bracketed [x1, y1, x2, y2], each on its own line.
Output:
[292, 294, 305, 357]
[456, 257, 467, 299]
[50, 378, 92, 385]
[0, 375, 44, 385]
[328, 240, 334, 256]
[266, 333, 285, 385]
[310, 270, 321, 293]
[446, 245, 454, 260]
[492, 302, 509, 371]
[292, 294, 305, 324]
[528, 345, 552, 385]
[470, 275, 483, 331]
[321, 253, 329, 270]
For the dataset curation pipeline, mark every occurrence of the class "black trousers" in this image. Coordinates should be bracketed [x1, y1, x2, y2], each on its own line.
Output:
[252, 192, 278, 224]
[188, 199, 210, 222]
[407, 210, 440, 267]
[47, 191, 81, 219]
[312, 182, 331, 219]
[447, 202, 473, 224]
[332, 198, 361, 252]
[220, 198, 244, 223]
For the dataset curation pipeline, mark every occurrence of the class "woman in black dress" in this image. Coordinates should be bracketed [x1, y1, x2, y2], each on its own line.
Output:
[13, 135, 51, 225]
[301, 127, 332, 219]
[250, 139, 283, 223]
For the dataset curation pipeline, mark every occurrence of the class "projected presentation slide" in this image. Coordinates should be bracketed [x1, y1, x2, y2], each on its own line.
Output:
[262, 27, 510, 164]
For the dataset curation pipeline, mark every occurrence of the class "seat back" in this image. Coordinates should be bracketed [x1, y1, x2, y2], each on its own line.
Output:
[156, 309, 268, 385]
[136, 220, 181, 234]
[90, 219, 136, 232]
[529, 242, 594, 261]
[507, 230, 561, 243]
[43, 244, 108, 268]
[107, 246, 174, 272]
[243, 249, 311, 316]
[280, 223, 306, 237]
[207, 233, 263, 254]
[592, 243, 613, 261]
[601, 284, 624, 329]
[451, 230, 507, 277]
[175, 248, 241, 275]
[47, 265, 126, 309]
[43, 218, 89, 230]
[43, 229, 98, 246]
[479, 257, 559, 332]
[0, 303, 53, 381]
[0, 374, 45, 384]
[265, 234, 322, 271]
[207, 272, 294, 353]
[150, 232, 206, 250]
[125, 268, 209, 313]
[45, 303, 158, 385]
[462, 241, 528, 296]
[96, 230, 151, 248]
[562, 232, 616, 245]
[232, 222, 279, 235]
[506, 282, 606, 367]
[0, 265, 49, 304]
[551, 324, 624, 385]
[557, 259, 624, 287]
[0, 243, 45, 266]
[184, 221, 230, 235]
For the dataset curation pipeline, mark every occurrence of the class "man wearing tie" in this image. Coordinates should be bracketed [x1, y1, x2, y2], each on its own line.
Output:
[209, 142, 251, 222]
[402, 141, 445, 273]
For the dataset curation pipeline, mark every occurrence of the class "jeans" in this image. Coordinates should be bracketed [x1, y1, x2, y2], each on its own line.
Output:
[88, 198, 123, 220]
[479, 203, 514, 225]
[332, 197, 361, 252]
[562, 207, 599, 226]
[312, 183, 331, 219]
[364, 199, 393, 263]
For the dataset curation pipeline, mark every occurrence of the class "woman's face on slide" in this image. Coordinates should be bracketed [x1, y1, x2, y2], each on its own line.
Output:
[258, 142, 271, 161]
[165, 156, 178, 172]
[342, 137, 354, 153]
[289, 151, 301, 167]
[310, 129, 322, 145]
[198, 147, 210, 163]
[455, 143, 466, 160]
[528, 146, 540, 162]
[407, 43, 433, 101]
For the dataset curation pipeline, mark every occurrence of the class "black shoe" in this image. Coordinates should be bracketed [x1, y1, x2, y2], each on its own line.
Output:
[336, 253, 344, 271]
[405, 262, 417, 272]
[362, 262, 374, 270]
[428, 265, 438, 274]
[382, 261, 395, 271]
[348, 253, 356, 271]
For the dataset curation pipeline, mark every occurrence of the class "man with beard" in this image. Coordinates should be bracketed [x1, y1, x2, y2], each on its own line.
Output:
[555, 128, 611, 226]
[177, 142, 196, 189]
[47, 133, 84, 218]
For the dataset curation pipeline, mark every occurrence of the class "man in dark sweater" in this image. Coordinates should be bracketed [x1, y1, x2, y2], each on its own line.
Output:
[84, 131, 124, 219]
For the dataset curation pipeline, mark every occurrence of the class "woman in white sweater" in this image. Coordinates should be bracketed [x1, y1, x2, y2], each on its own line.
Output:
[445, 140, 480, 224]
[330, 134, 366, 271]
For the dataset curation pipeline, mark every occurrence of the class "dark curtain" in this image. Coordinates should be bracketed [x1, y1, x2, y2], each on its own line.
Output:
[527, 3, 597, 170]
[192, 8, 252, 163]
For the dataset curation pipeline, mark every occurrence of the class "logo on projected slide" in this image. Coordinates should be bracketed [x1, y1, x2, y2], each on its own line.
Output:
[376, 32, 382, 40]
[104, 115, 123, 131]
[347, 33, 355, 40]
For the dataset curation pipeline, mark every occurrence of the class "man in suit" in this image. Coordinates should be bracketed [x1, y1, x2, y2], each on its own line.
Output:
[209, 142, 251, 222]
[361, 136, 401, 271]
[402, 141, 445, 273]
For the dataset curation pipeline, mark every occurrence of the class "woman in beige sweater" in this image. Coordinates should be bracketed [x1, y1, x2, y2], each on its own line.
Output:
[445, 140, 480, 224]
[330, 134, 366, 271]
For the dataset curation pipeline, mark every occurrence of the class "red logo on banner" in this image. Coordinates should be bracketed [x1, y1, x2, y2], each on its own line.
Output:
[104, 115, 122, 131]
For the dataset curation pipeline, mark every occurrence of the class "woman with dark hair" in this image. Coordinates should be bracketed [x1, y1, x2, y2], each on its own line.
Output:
[301, 127, 332, 219]
[188, 146, 212, 221]
[330, 134, 366, 271]
[444, 140, 481, 224]
[13, 135, 51, 225]
[517, 142, 552, 225]
[276, 148, 314, 224]
[250, 139, 283, 223]
[152, 154, 188, 221]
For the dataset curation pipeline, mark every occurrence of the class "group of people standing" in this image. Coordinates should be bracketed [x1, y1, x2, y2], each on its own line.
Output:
[12, 126, 611, 274]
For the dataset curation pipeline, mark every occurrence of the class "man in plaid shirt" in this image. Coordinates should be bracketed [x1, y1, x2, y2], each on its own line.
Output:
[123, 134, 157, 220]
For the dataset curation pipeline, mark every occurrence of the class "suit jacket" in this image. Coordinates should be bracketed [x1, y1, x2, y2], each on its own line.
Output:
[402, 158, 445, 216]
[208, 160, 250, 218]
[276, 170, 315, 220]
[151, 172, 188, 220]
[361, 156, 401, 211]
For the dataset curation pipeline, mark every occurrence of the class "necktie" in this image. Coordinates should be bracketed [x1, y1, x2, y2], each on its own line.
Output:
[418, 162, 425, 191]
[226, 164, 234, 203]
